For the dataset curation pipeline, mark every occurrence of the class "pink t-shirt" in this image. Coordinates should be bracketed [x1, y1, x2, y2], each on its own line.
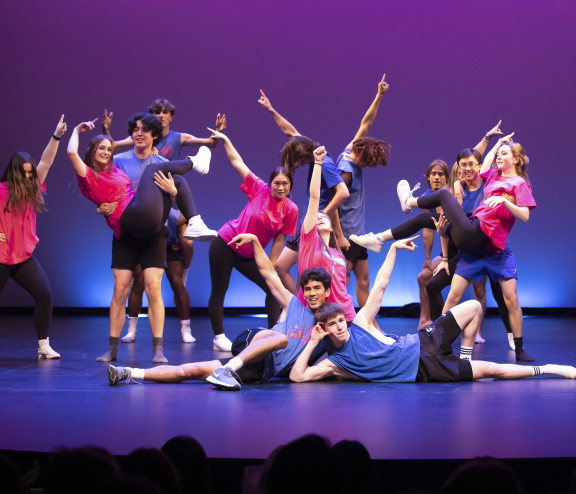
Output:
[77, 167, 135, 239]
[472, 168, 536, 251]
[297, 226, 356, 321]
[0, 181, 46, 264]
[218, 172, 298, 258]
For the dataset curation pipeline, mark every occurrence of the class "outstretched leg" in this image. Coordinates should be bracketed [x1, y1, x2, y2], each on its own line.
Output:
[107, 360, 222, 385]
[471, 361, 576, 380]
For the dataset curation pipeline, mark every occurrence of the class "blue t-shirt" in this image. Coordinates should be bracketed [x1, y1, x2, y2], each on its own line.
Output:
[304, 152, 344, 211]
[461, 181, 485, 217]
[336, 149, 365, 237]
[156, 130, 182, 160]
[113, 150, 168, 191]
[271, 296, 329, 378]
[327, 323, 420, 382]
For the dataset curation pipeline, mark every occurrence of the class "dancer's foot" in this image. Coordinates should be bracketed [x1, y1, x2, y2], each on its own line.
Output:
[188, 146, 211, 175]
[350, 233, 384, 253]
[508, 333, 515, 350]
[107, 365, 132, 386]
[96, 350, 117, 362]
[181, 328, 196, 343]
[206, 367, 241, 391]
[213, 334, 232, 352]
[38, 338, 60, 359]
[183, 215, 217, 241]
[121, 330, 136, 343]
[397, 180, 420, 213]
[475, 333, 486, 344]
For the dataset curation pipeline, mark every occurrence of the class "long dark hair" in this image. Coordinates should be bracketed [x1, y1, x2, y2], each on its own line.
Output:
[280, 135, 319, 174]
[84, 135, 114, 178]
[1, 152, 45, 213]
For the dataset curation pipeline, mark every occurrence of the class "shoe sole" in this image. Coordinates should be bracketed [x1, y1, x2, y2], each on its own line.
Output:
[206, 374, 240, 391]
[349, 235, 382, 254]
[38, 353, 60, 359]
[397, 180, 412, 213]
[183, 233, 217, 241]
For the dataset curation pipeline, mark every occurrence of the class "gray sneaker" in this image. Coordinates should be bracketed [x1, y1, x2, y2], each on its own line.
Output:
[107, 364, 131, 386]
[350, 233, 384, 253]
[206, 367, 241, 391]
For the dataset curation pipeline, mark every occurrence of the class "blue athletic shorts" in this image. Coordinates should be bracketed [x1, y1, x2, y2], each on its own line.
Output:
[455, 249, 517, 283]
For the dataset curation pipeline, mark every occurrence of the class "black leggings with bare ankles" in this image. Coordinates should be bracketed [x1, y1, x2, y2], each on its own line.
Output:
[120, 160, 197, 239]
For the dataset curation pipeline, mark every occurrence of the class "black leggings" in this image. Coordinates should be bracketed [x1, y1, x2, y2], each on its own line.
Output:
[120, 160, 197, 239]
[426, 254, 512, 332]
[415, 189, 489, 253]
[0, 256, 52, 339]
[208, 236, 281, 336]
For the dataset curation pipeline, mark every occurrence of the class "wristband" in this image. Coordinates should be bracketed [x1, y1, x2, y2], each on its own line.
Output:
[52, 134, 61, 141]
[484, 133, 492, 141]
[314, 162, 323, 166]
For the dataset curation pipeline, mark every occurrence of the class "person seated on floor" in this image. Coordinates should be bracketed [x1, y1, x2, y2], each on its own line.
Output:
[107, 233, 336, 391]
[289, 238, 576, 384]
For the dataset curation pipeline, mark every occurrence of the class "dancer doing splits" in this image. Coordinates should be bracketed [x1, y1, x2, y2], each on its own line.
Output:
[0, 115, 67, 359]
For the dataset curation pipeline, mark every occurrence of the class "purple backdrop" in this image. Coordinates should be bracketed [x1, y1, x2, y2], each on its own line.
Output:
[1, 0, 575, 308]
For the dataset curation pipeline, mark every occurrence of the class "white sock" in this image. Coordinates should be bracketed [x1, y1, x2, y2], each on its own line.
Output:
[460, 346, 473, 361]
[215, 334, 228, 341]
[225, 357, 244, 372]
[182, 268, 189, 286]
[181, 319, 191, 331]
[131, 368, 145, 380]
[128, 317, 138, 333]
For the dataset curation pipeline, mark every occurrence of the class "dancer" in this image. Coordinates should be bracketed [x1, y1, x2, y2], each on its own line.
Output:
[0, 115, 67, 359]
[67, 118, 211, 363]
[336, 75, 390, 310]
[206, 129, 299, 351]
[298, 146, 355, 321]
[289, 241, 575, 383]
[352, 134, 535, 361]
[427, 147, 513, 347]
[258, 89, 349, 294]
[104, 104, 225, 345]
[106, 235, 334, 390]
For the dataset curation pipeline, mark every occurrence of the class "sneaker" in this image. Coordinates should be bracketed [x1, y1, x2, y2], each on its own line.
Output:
[107, 364, 131, 386]
[38, 338, 60, 359]
[206, 367, 241, 391]
[182, 328, 196, 343]
[508, 333, 515, 351]
[187, 146, 211, 175]
[183, 215, 217, 241]
[350, 233, 384, 253]
[213, 335, 232, 352]
[397, 180, 420, 213]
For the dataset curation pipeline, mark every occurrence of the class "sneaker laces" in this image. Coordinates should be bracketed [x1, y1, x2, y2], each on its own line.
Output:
[224, 367, 243, 385]
[410, 182, 421, 196]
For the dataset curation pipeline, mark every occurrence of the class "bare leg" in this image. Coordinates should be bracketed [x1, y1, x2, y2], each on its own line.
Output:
[235, 330, 288, 366]
[274, 247, 298, 295]
[142, 360, 222, 382]
[499, 277, 533, 361]
[417, 258, 441, 329]
[352, 259, 370, 309]
[471, 362, 576, 380]
[472, 276, 487, 343]
[144, 267, 167, 363]
[449, 300, 482, 349]
[442, 274, 471, 313]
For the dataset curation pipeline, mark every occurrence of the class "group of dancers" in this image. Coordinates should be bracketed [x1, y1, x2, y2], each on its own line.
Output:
[2, 75, 576, 389]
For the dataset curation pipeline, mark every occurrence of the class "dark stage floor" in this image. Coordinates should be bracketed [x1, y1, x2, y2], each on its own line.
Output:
[1, 312, 576, 464]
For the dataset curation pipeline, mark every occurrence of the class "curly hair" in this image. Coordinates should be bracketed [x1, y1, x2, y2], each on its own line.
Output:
[351, 137, 391, 168]
[1, 152, 45, 214]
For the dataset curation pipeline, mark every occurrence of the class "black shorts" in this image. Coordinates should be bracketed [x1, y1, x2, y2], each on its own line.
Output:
[111, 227, 168, 271]
[166, 242, 183, 263]
[285, 227, 301, 252]
[415, 311, 473, 382]
[343, 239, 368, 263]
[231, 328, 276, 383]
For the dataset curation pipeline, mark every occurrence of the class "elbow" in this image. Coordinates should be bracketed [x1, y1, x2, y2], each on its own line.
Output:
[289, 372, 307, 383]
[67, 150, 77, 159]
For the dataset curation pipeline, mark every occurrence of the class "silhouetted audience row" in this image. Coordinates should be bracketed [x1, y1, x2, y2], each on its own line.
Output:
[2, 434, 576, 493]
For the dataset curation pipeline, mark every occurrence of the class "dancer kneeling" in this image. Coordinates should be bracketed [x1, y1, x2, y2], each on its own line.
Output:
[289, 240, 575, 383]
[67, 119, 211, 363]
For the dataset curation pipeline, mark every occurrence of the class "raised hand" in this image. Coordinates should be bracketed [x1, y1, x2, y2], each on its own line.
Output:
[76, 119, 98, 133]
[377, 74, 389, 96]
[215, 113, 227, 132]
[486, 120, 503, 138]
[54, 114, 68, 139]
[102, 109, 113, 130]
[258, 89, 273, 111]
[207, 126, 226, 140]
[392, 235, 419, 252]
[313, 146, 327, 163]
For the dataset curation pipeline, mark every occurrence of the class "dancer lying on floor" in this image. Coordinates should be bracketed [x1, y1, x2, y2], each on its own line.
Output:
[289, 240, 575, 383]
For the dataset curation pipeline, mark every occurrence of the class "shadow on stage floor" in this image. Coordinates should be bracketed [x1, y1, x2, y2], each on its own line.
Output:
[1, 311, 576, 492]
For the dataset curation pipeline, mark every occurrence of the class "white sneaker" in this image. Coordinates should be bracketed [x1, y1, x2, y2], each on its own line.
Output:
[213, 335, 232, 352]
[508, 333, 515, 351]
[38, 338, 60, 359]
[183, 215, 217, 241]
[187, 146, 211, 175]
[121, 331, 136, 343]
[397, 180, 420, 213]
[350, 233, 384, 253]
[182, 328, 196, 343]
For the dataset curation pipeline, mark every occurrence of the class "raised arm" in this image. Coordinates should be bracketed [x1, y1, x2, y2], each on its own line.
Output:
[181, 113, 227, 149]
[473, 120, 503, 156]
[302, 147, 325, 234]
[36, 115, 68, 184]
[481, 132, 514, 174]
[228, 233, 292, 309]
[67, 119, 98, 178]
[258, 89, 300, 137]
[101, 109, 133, 151]
[208, 127, 250, 180]
[354, 237, 418, 327]
[347, 74, 389, 147]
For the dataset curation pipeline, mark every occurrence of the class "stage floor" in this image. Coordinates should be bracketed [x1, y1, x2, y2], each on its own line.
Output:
[1, 312, 576, 462]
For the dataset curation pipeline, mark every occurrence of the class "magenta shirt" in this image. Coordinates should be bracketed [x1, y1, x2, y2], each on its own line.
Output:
[218, 172, 298, 258]
[472, 168, 536, 251]
[77, 167, 135, 239]
[0, 182, 46, 264]
[297, 226, 356, 321]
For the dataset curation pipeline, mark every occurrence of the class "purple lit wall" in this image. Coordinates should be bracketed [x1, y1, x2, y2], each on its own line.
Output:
[2, 0, 575, 308]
